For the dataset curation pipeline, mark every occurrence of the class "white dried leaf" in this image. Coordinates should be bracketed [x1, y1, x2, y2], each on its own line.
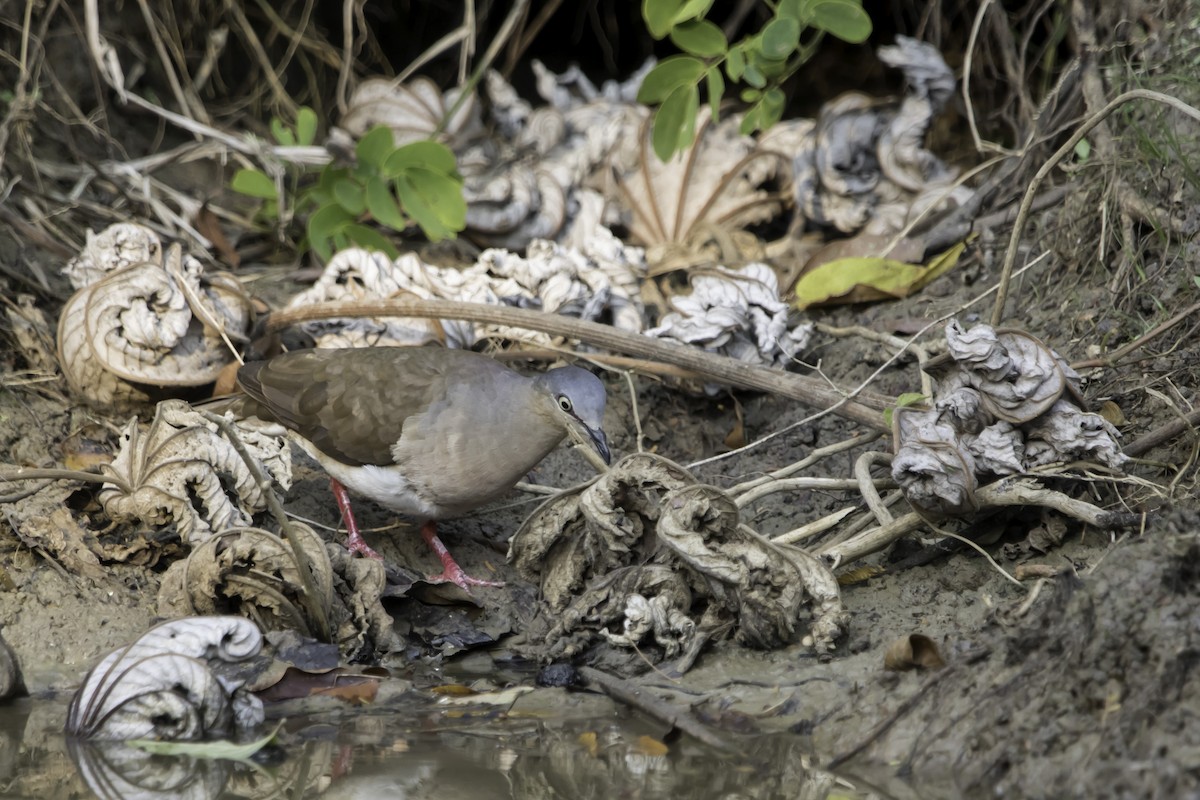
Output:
[289, 233, 645, 349]
[340, 76, 481, 148]
[892, 407, 979, 515]
[65, 616, 264, 740]
[764, 37, 963, 236]
[658, 484, 846, 651]
[875, 36, 956, 192]
[964, 421, 1025, 476]
[945, 318, 1013, 380]
[63, 223, 163, 290]
[646, 263, 811, 374]
[157, 523, 396, 656]
[1024, 399, 1126, 470]
[57, 240, 253, 410]
[951, 324, 1070, 424]
[600, 593, 696, 658]
[935, 386, 988, 434]
[99, 400, 292, 544]
[895, 320, 1123, 516]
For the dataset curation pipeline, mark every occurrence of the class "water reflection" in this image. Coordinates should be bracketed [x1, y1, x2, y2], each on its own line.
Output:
[0, 696, 884, 799]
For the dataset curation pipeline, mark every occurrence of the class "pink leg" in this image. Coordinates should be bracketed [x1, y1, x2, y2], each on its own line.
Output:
[329, 478, 383, 560]
[421, 521, 504, 590]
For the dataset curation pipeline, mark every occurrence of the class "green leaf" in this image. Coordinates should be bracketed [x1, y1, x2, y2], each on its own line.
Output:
[295, 107, 318, 146]
[777, 0, 806, 22]
[365, 175, 408, 230]
[356, 125, 395, 170]
[761, 87, 786, 129]
[231, 168, 277, 199]
[307, 203, 353, 258]
[394, 168, 466, 242]
[395, 175, 450, 241]
[652, 83, 698, 162]
[383, 140, 457, 177]
[743, 62, 766, 88]
[705, 67, 724, 121]
[669, 19, 727, 58]
[740, 88, 762, 103]
[896, 392, 928, 408]
[637, 55, 707, 104]
[333, 179, 366, 215]
[343, 223, 400, 257]
[270, 117, 295, 146]
[673, 0, 715, 23]
[739, 102, 762, 135]
[793, 242, 967, 308]
[643, 0, 684, 39]
[809, 0, 871, 43]
[761, 17, 801, 59]
[129, 725, 280, 761]
[726, 46, 746, 81]
[1074, 137, 1091, 162]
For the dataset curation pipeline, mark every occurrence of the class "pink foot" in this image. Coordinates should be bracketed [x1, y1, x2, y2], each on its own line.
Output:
[421, 521, 504, 591]
[330, 478, 383, 560]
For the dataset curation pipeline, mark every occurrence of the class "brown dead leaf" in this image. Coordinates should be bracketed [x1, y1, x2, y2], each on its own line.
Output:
[430, 684, 477, 696]
[578, 731, 599, 757]
[61, 425, 115, 472]
[313, 679, 380, 705]
[1098, 400, 1126, 427]
[10, 494, 106, 581]
[883, 633, 946, 671]
[193, 205, 240, 268]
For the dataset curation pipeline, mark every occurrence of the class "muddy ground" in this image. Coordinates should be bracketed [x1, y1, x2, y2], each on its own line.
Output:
[2, 3, 1200, 798]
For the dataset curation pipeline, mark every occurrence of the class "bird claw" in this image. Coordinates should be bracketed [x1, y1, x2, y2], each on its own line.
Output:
[425, 564, 505, 592]
[345, 531, 383, 560]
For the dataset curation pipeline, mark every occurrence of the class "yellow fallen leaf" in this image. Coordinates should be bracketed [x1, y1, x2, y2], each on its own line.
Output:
[635, 735, 670, 756]
[794, 240, 968, 309]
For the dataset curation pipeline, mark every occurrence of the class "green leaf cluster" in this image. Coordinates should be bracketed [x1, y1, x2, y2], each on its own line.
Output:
[231, 108, 465, 261]
[638, 0, 872, 160]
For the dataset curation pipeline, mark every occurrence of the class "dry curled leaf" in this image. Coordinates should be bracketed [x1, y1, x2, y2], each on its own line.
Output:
[619, 114, 784, 254]
[508, 453, 847, 671]
[339, 76, 481, 149]
[893, 320, 1125, 518]
[646, 262, 811, 378]
[99, 400, 292, 545]
[883, 633, 946, 671]
[761, 37, 969, 238]
[66, 616, 265, 740]
[63, 223, 164, 290]
[158, 524, 397, 658]
[287, 229, 644, 350]
[57, 236, 254, 411]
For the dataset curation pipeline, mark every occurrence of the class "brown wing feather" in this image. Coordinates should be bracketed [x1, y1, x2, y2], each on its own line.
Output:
[237, 347, 465, 466]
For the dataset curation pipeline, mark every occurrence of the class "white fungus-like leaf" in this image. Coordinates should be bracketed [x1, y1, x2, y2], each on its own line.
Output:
[65, 617, 264, 741]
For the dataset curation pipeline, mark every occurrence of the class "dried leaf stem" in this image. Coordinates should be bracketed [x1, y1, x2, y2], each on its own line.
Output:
[264, 298, 893, 432]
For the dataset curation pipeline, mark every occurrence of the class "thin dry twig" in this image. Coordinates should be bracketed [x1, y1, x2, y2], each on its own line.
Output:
[820, 479, 1143, 567]
[199, 410, 331, 642]
[263, 298, 895, 431]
